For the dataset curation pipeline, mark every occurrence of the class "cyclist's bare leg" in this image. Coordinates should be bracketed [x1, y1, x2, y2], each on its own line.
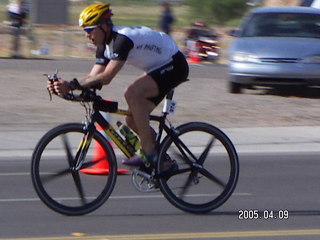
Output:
[125, 116, 157, 141]
[124, 74, 159, 156]
[124, 115, 138, 133]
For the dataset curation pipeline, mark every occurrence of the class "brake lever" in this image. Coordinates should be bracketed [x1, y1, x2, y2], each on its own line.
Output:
[44, 69, 59, 101]
[44, 73, 53, 101]
[52, 69, 59, 81]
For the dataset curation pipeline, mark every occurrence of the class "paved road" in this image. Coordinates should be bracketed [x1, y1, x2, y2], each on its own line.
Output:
[1, 153, 320, 239]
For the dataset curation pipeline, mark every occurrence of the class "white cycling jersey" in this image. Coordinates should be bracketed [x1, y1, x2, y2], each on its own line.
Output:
[97, 26, 179, 72]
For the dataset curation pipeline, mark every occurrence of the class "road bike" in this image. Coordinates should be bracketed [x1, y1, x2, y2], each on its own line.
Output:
[31, 72, 239, 216]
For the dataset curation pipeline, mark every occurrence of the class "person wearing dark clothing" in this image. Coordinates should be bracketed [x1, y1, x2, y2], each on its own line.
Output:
[6, 0, 30, 58]
[159, 2, 174, 35]
[7, 0, 29, 28]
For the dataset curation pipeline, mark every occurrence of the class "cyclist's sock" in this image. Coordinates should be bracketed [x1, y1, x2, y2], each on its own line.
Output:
[122, 149, 156, 167]
[144, 151, 156, 166]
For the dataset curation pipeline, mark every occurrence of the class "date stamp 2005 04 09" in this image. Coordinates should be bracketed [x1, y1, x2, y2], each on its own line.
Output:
[238, 210, 289, 220]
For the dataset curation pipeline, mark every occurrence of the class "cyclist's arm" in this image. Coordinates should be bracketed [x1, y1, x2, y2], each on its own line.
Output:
[80, 34, 133, 88]
[80, 60, 125, 87]
[87, 63, 106, 76]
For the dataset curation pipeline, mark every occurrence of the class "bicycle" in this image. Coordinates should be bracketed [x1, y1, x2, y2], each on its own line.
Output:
[31, 71, 239, 216]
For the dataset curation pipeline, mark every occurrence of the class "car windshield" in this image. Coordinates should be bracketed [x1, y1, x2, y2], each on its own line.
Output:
[241, 12, 320, 38]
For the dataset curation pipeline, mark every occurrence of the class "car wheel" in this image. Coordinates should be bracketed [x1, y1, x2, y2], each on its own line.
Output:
[229, 82, 242, 94]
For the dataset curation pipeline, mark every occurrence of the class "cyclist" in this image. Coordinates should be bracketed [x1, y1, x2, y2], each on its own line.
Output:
[47, 3, 189, 167]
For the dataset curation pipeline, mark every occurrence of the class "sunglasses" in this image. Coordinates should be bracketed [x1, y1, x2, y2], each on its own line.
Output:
[84, 25, 99, 34]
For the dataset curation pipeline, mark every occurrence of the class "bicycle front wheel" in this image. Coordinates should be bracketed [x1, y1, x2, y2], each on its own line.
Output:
[31, 123, 117, 216]
[157, 122, 239, 214]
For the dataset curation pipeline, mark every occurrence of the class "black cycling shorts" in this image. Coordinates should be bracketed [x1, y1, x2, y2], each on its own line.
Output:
[148, 51, 189, 105]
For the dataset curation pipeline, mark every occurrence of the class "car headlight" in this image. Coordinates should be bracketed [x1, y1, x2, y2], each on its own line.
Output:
[230, 53, 260, 63]
[300, 55, 320, 64]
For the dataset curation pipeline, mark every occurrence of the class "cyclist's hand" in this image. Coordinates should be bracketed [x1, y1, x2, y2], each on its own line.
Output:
[53, 79, 71, 97]
[47, 80, 55, 95]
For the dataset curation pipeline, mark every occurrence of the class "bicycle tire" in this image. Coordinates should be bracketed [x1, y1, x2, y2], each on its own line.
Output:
[157, 122, 239, 214]
[31, 123, 117, 216]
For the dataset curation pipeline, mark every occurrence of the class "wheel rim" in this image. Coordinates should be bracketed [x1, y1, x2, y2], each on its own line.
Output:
[157, 123, 239, 213]
[31, 124, 117, 215]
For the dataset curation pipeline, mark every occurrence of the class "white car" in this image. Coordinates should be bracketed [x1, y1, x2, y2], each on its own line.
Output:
[228, 6, 320, 93]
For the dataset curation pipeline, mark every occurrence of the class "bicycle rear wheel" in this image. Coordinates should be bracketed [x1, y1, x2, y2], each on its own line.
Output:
[157, 122, 239, 214]
[31, 123, 117, 216]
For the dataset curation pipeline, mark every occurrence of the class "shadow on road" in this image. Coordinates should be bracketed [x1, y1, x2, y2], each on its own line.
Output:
[262, 86, 320, 99]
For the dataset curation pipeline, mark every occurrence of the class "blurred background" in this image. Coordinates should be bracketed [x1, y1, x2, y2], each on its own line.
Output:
[0, 0, 302, 61]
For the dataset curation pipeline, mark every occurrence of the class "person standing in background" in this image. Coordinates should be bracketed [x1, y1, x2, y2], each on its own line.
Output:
[7, 0, 29, 28]
[159, 2, 175, 35]
[7, 0, 30, 58]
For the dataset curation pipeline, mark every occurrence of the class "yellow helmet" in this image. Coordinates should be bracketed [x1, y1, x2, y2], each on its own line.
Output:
[79, 3, 113, 28]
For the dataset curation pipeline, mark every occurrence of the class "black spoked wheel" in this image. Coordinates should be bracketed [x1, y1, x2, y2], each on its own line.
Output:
[157, 122, 239, 214]
[31, 123, 117, 216]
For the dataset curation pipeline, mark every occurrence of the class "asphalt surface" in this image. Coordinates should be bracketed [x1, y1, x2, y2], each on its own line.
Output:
[1, 152, 320, 239]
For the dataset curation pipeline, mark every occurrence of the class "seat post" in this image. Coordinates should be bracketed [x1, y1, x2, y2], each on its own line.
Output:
[166, 89, 174, 100]
[162, 89, 176, 115]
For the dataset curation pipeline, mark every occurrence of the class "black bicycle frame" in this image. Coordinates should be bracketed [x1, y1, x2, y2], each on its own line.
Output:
[77, 88, 180, 161]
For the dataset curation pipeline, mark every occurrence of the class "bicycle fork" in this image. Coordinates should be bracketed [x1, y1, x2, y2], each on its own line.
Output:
[73, 124, 96, 171]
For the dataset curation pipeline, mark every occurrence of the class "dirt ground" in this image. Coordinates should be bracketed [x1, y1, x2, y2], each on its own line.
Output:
[2, 0, 320, 132]
[1, 59, 320, 134]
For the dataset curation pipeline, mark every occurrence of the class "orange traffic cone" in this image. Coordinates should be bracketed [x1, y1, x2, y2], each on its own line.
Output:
[187, 41, 200, 64]
[80, 140, 110, 175]
[80, 112, 130, 175]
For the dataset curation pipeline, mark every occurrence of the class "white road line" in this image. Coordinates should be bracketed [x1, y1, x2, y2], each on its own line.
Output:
[0, 193, 251, 203]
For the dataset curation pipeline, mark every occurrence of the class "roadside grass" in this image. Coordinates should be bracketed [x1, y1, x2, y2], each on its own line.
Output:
[0, 1, 193, 58]
[0, 1, 190, 28]
[68, 1, 190, 27]
[0, 1, 230, 62]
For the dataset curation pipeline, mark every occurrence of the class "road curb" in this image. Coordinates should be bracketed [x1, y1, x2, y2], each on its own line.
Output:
[1, 126, 320, 159]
